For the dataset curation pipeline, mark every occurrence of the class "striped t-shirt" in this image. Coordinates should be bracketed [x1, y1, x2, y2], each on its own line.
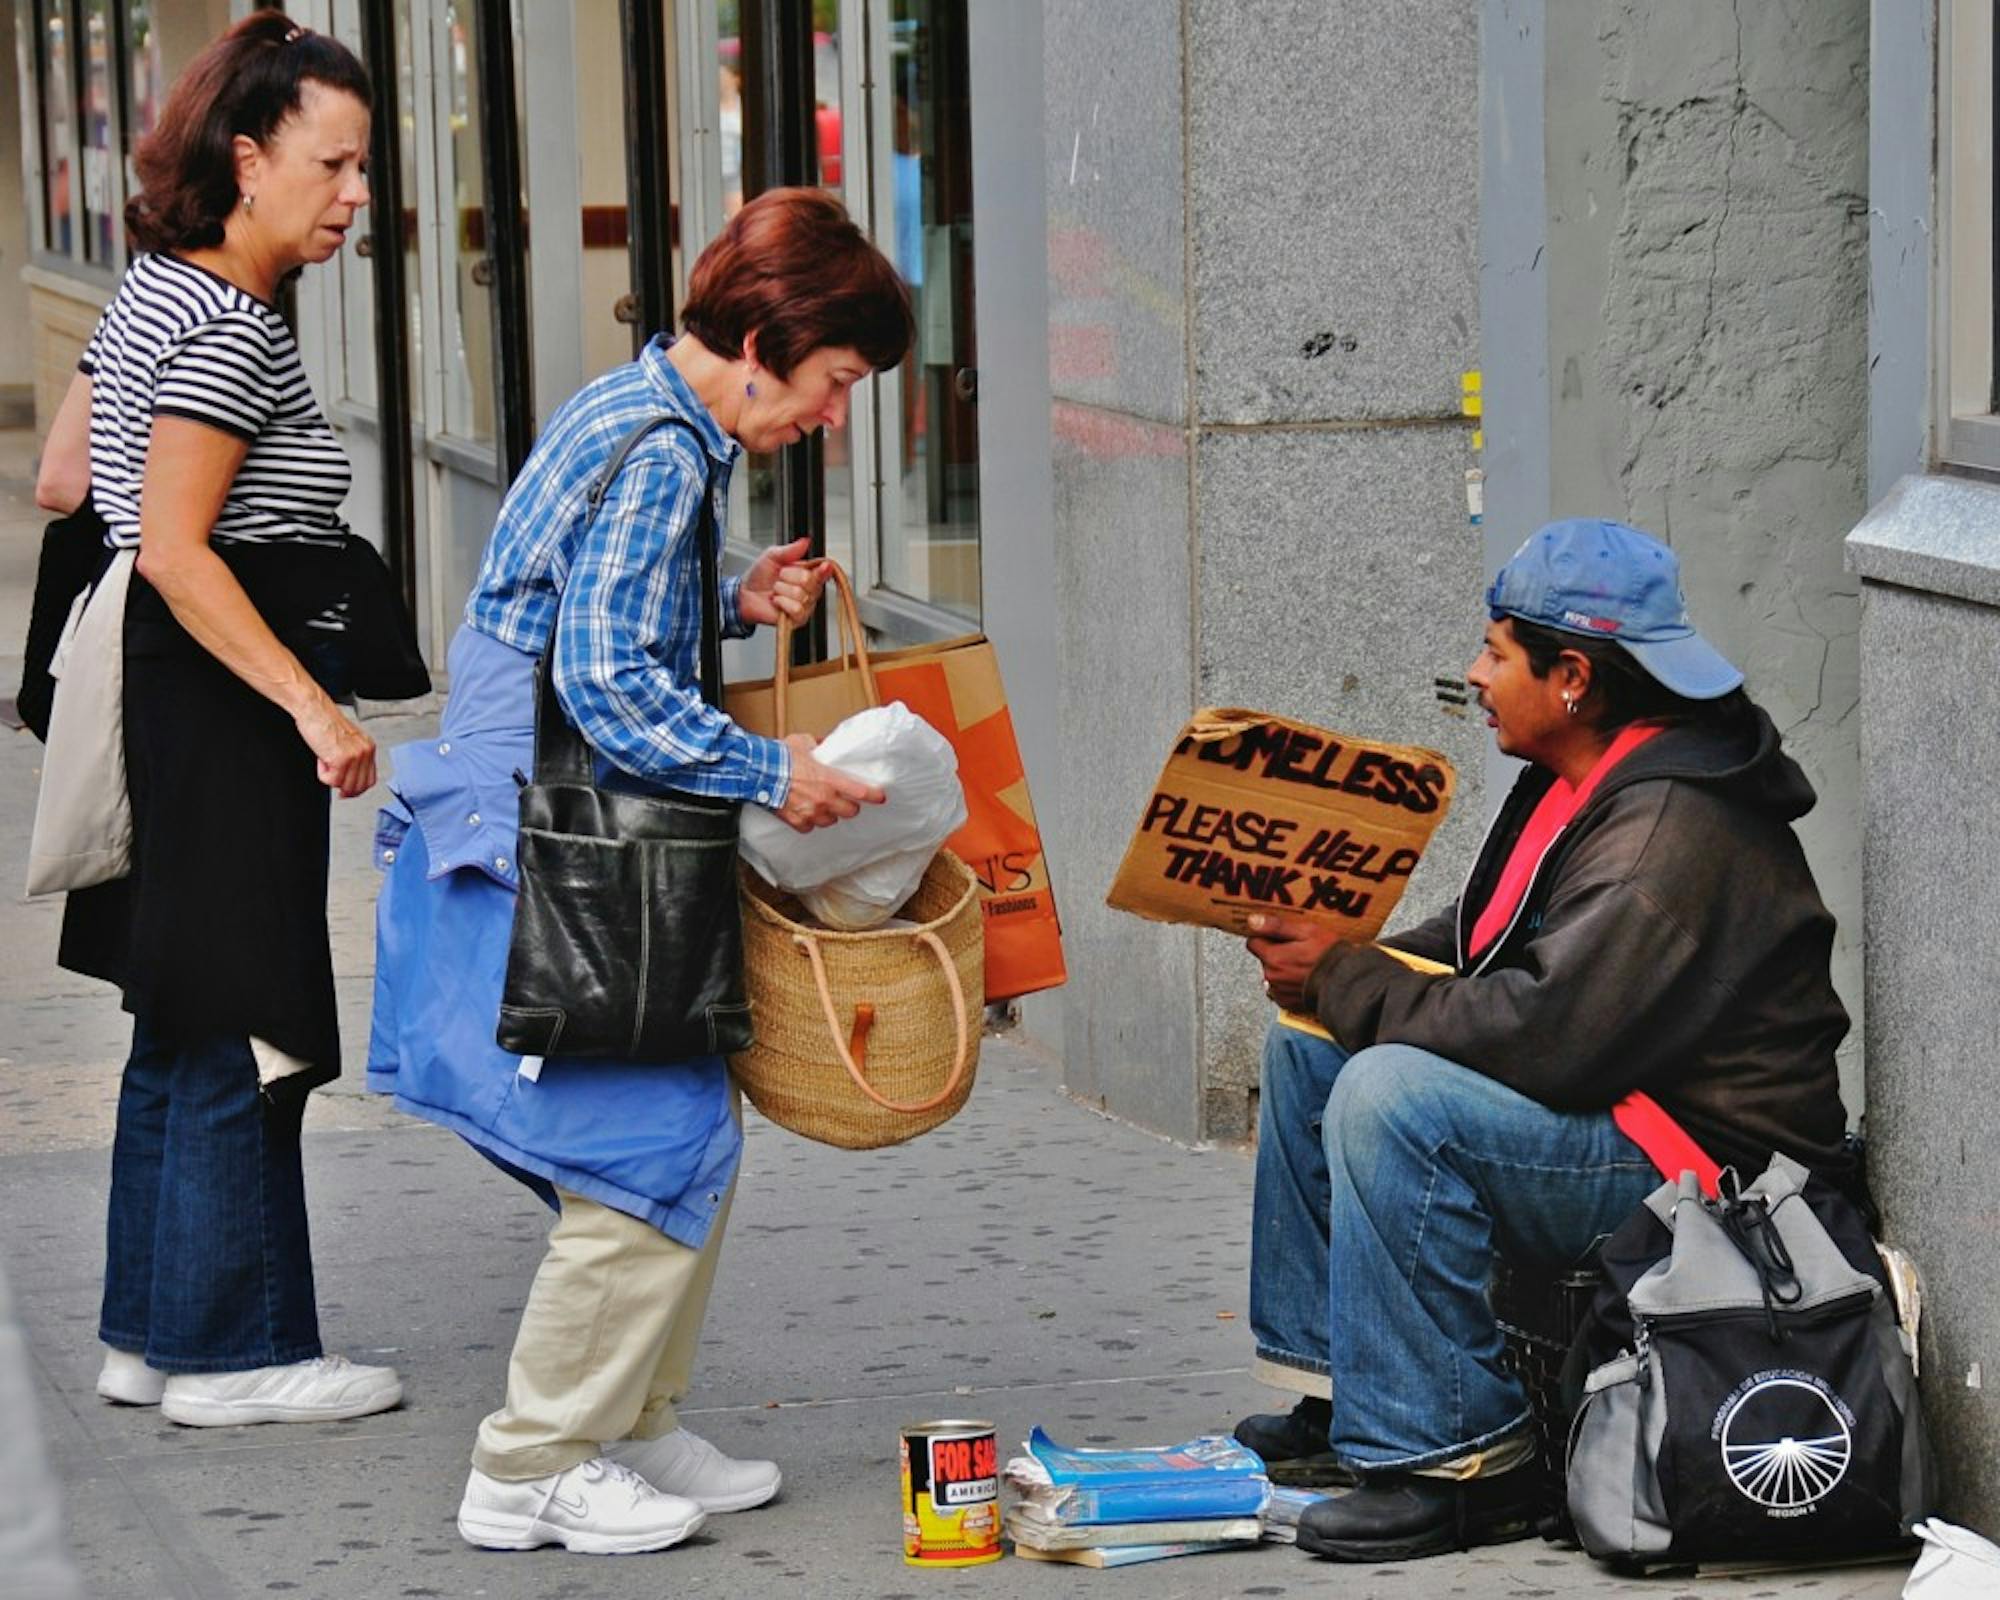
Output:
[81, 251, 352, 550]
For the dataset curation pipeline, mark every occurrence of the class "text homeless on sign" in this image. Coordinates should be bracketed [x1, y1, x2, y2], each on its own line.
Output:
[1106, 710, 1455, 941]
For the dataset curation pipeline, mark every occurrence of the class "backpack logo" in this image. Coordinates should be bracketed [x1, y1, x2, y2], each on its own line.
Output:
[1717, 1372, 1853, 1513]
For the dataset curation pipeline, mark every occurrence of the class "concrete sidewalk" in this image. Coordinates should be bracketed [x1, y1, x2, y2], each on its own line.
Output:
[0, 432, 1913, 1599]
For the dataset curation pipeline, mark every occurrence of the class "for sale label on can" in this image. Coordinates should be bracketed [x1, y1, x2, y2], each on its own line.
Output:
[929, 1430, 999, 1507]
[901, 1419, 1001, 1566]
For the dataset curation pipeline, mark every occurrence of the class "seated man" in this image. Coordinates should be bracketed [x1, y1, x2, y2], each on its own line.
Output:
[1238, 519, 1851, 1563]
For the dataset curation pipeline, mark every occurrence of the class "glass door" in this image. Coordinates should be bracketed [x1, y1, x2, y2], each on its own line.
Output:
[866, 0, 977, 623]
[671, 0, 980, 638]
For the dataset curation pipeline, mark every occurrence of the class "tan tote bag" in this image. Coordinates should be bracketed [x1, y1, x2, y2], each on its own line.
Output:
[27, 548, 136, 897]
[728, 567, 986, 1149]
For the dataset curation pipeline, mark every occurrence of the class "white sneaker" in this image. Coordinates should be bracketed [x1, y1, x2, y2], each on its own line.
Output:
[603, 1427, 782, 1513]
[457, 1458, 707, 1555]
[96, 1346, 166, 1406]
[160, 1354, 402, 1426]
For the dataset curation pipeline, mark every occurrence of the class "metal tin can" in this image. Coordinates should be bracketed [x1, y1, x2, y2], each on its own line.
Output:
[900, 1418, 1001, 1566]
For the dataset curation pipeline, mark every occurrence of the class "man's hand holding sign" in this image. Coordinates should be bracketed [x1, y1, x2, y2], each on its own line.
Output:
[1244, 913, 1334, 1013]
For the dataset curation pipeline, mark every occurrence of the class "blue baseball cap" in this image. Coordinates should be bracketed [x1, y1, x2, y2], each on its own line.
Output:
[1486, 519, 1744, 700]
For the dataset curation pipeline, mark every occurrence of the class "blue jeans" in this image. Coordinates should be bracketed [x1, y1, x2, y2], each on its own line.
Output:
[99, 1021, 322, 1372]
[1250, 1024, 1659, 1471]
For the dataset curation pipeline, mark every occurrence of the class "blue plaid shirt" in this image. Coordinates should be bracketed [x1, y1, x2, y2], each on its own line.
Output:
[464, 337, 790, 804]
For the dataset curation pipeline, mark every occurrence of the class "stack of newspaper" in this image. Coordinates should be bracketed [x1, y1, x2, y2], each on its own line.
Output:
[1259, 1484, 1334, 1544]
[1002, 1428, 1270, 1568]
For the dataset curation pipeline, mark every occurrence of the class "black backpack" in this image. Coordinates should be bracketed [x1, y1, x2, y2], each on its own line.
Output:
[1564, 1155, 1934, 1569]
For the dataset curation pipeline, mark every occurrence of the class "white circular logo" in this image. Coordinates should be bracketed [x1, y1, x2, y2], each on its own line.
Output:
[1718, 1376, 1853, 1510]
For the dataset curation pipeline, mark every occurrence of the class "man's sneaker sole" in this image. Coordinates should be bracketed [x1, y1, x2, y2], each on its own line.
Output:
[457, 1504, 706, 1556]
[1266, 1455, 1360, 1489]
[1295, 1503, 1539, 1562]
[160, 1376, 403, 1427]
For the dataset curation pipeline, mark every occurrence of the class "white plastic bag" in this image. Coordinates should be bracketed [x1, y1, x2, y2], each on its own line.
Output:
[740, 702, 967, 929]
[1906, 1520, 2000, 1600]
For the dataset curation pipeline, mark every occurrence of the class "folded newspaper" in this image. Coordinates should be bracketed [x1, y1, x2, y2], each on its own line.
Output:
[1003, 1428, 1270, 1526]
[1012, 1538, 1243, 1567]
[1259, 1484, 1333, 1544]
[1003, 1508, 1263, 1549]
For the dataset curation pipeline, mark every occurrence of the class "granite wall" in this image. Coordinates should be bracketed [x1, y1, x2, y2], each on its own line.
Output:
[1847, 479, 2000, 1525]
[1043, 1, 1485, 1139]
[1542, 0, 1873, 1110]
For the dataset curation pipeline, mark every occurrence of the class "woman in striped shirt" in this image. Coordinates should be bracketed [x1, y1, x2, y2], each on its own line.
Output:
[36, 14, 410, 1430]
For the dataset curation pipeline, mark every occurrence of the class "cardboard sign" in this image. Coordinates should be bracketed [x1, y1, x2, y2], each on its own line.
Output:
[1106, 708, 1456, 940]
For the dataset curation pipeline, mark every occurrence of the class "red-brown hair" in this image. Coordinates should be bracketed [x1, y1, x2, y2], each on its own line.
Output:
[680, 188, 912, 378]
[125, 11, 371, 254]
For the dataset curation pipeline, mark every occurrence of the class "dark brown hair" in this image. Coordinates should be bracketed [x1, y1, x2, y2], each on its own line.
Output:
[1510, 617, 1747, 732]
[125, 12, 371, 253]
[680, 187, 913, 378]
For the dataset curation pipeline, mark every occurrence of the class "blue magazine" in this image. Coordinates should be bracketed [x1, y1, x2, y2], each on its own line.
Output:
[1006, 1428, 1270, 1525]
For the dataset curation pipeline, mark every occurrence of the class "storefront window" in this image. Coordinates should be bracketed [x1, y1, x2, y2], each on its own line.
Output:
[875, 0, 978, 622]
[79, 0, 117, 263]
[689, 0, 978, 627]
[397, 0, 426, 424]
[123, 1, 162, 147]
[439, 0, 495, 445]
[29, 0, 233, 269]
[38, 0, 78, 258]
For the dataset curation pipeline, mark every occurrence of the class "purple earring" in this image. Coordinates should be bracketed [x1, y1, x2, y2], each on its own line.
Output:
[745, 379, 757, 398]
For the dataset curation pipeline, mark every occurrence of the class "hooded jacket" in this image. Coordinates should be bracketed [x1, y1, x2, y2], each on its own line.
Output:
[1304, 699, 1851, 1178]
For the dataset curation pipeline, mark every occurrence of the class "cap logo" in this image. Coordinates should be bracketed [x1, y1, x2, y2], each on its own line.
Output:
[1561, 609, 1622, 633]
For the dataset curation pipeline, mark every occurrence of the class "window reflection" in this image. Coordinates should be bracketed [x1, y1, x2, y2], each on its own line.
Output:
[441, 0, 494, 444]
[877, 0, 979, 622]
[693, 0, 977, 624]
[814, 17, 853, 581]
[397, 0, 425, 424]
[123, 3, 231, 209]
[79, 0, 114, 262]
[572, 0, 632, 387]
[41, 0, 76, 257]
[124, 2, 161, 146]
[718, 47, 742, 218]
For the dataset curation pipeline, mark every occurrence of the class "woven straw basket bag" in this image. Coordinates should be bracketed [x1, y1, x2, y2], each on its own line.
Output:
[732, 852, 984, 1148]
[729, 564, 986, 1149]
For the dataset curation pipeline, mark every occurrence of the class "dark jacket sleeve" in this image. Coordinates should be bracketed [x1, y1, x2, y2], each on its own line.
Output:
[1304, 798, 1739, 1110]
[1375, 902, 1459, 967]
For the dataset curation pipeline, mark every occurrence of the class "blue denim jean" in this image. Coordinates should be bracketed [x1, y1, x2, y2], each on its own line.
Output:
[99, 1021, 322, 1373]
[1250, 1024, 1659, 1471]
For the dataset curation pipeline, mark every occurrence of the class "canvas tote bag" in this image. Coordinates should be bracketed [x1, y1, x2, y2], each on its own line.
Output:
[27, 548, 137, 897]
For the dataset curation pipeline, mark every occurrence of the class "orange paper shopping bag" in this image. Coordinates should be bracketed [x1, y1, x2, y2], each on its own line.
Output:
[725, 566, 1066, 1003]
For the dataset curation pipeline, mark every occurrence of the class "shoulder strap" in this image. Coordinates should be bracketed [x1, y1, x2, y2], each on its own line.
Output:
[534, 413, 724, 786]
[582, 414, 723, 703]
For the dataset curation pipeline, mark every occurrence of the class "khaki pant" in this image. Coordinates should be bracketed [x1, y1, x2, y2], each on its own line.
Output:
[472, 1182, 735, 1481]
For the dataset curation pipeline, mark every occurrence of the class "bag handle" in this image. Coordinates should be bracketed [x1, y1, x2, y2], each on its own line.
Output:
[534, 414, 722, 788]
[772, 560, 879, 736]
[792, 926, 972, 1114]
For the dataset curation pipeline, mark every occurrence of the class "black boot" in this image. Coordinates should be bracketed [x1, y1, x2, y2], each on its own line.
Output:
[1231, 1396, 1355, 1487]
[1294, 1468, 1542, 1562]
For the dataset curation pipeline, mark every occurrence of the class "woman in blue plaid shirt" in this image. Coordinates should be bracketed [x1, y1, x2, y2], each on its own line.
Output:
[368, 189, 911, 1557]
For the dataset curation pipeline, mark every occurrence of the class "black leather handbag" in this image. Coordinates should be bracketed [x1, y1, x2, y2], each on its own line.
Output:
[495, 415, 754, 1062]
